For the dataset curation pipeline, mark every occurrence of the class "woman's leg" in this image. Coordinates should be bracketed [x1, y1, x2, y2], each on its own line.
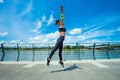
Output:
[48, 42, 60, 59]
[59, 43, 63, 61]
[58, 43, 64, 67]
[47, 42, 60, 66]
[47, 36, 64, 66]
[48, 36, 63, 59]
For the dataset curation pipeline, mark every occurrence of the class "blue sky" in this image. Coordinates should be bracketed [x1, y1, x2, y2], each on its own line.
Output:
[0, 0, 120, 43]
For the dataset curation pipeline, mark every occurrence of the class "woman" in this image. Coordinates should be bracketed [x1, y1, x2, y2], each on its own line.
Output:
[47, 6, 66, 67]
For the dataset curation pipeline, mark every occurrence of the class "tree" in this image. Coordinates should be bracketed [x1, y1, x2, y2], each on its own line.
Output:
[64, 45, 71, 49]
[79, 45, 85, 49]
[72, 46, 77, 49]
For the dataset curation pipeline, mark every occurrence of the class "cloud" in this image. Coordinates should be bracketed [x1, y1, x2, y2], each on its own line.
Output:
[28, 31, 59, 43]
[10, 39, 23, 43]
[77, 35, 85, 40]
[0, 0, 4, 3]
[46, 31, 59, 39]
[0, 40, 5, 44]
[30, 20, 42, 33]
[63, 35, 84, 43]
[84, 39, 103, 43]
[83, 30, 115, 40]
[117, 26, 120, 31]
[79, 16, 119, 41]
[19, 0, 32, 16]
[29, 35, 46, 43]
[69, 28, 82, 35]
[30, 13, 54, 34]
[42, 15, 46, 22]
[47, 14, 54, 26]
[0, 32, 8, 37]
[82, 16, 118, 32]
[67, 17, 118, 42]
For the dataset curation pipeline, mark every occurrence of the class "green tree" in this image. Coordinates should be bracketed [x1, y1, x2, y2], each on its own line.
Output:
[79, 45, 85, 49]
[72, 46, 77, 49]
[64, 45, 71, 49]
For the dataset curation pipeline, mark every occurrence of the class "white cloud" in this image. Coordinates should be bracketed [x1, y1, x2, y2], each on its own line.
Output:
[28, 31, 59, 43]
[0, 40, 5, 44]
[30, 13, 54, 34]
[29, 35, 44, 43]
[84, 30, 115, 40]
[84, 39, 101, 43]
[69, 28, 82, 35]
[19, 0, 32, 16]
[64, 27, 116, 43]
[65, 34, 87, 43]
[42, 15, 46, 22]
[46, 31, 59, 39]
[30, 20, 42, 33]
[30, 27, 115, 44]
[64, 36, 76, 43]
[10, 39, 23, 43]
[81, 16, 117, 40]
[77, 35, 85, 40]
[0, 0, 4, 3]
[0, 32, 8, 37]
[47, 14, 54, 26]
[117, 26, 120, 31]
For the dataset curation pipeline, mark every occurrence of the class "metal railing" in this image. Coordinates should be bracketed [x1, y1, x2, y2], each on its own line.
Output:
[0, 42, 120, 61]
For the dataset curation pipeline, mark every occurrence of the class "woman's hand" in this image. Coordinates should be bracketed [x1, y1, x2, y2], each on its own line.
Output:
[60, 6, 63, 13]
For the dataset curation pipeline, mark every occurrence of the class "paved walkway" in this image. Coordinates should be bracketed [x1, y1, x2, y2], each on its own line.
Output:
[0, 59, 120, 80]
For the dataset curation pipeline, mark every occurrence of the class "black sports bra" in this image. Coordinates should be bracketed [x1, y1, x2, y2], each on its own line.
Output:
[59, 28, 66, 32]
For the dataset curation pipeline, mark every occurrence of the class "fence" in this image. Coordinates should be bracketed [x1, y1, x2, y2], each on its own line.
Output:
[0, 42, 120, 61]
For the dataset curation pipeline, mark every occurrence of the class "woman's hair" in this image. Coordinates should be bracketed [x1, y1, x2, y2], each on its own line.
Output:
[55, 20, 60, 25]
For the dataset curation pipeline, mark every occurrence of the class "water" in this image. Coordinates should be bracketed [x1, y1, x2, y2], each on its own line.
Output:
[0, 49, 120, 61]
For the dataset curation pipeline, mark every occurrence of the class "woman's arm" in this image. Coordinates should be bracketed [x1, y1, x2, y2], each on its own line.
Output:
[60, 6, 64, 21]
[55, 6, 64, 28]
[60, 6, 64, 28]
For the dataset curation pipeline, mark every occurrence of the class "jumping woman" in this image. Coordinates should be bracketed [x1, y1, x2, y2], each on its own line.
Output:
[47, 6, 66, 67]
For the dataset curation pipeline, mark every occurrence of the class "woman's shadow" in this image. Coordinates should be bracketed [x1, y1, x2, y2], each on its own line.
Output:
[51, 64, 82, 73]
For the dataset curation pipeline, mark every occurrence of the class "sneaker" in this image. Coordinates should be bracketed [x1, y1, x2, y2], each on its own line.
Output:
[59, 61, 64, 68]
[47, 58, 50, 66]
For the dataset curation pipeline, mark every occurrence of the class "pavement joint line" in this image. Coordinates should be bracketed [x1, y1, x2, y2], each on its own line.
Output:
[91, 61, 109, 68]
[23, 63, 37, 68]
[0, 59, 120, 64]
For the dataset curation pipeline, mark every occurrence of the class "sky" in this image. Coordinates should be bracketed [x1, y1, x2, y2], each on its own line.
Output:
[0, 0, 120, 44]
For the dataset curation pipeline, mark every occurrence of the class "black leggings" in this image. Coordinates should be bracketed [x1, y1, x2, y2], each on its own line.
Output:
[48, 36, 65, 61]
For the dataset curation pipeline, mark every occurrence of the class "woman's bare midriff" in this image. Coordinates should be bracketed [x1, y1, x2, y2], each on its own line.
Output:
[59, 20, 65, 36]
[60, 32, 65, 36]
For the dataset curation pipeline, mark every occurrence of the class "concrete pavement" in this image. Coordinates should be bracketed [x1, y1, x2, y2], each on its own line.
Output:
[0, 59, 120, 80]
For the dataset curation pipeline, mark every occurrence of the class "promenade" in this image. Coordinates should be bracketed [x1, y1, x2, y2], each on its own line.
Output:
[0, 59, 120, 80]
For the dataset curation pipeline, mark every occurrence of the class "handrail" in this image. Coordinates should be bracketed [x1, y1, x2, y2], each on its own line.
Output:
[0, 42, 120, 61]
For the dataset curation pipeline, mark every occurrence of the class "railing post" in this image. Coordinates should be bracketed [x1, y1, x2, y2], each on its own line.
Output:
[32, 44, 35, 61]
[1, 44, 5, 61]
[48, 43, 49, 56]
[63, 43, 66, 61]
[106, 43, 110, 59]
[17, 44, 20, 61]
[93, 43, 96, 60]
[78, 43, 81, 61]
